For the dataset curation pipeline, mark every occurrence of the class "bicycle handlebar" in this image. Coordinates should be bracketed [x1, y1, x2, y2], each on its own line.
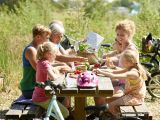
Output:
[35, 80, 65, 92]
[141, 62, 154, 68]
[101, 43, 112, 47]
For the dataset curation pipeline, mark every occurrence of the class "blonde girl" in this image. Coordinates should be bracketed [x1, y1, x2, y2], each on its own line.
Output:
[32, 42, 71, 118]
[94, 50, 147, 113]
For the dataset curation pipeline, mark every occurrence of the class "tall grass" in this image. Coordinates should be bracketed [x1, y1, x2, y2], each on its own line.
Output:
[0, 0, 57, 90]
[0, 0, 160, 91]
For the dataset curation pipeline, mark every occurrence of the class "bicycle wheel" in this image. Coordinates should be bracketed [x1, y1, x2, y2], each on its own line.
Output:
[146, 72, 160, 98]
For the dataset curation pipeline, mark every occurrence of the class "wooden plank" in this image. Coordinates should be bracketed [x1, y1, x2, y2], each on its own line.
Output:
[78, 87, 96, 94]
[60, 87, 78, 95]
[21, 105, 44, 119]
[97, 76, 114, 96]
[120, 106, 136, 117]
[5, 104, 26, 119]
[134, 104, 149, 118]
[134, 104, 148, 113]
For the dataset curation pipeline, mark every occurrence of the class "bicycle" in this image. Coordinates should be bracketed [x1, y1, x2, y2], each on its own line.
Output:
[140, 33, 160, 98]
[36, 80, 65, 120]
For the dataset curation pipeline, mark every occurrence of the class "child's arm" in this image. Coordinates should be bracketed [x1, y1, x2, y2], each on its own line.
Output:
[99, 67, 126, 74]
[58, 65, 73, 73]
[110, 67, 128, 74]
[94, 68, 139, 80]
[47, 69, 60, 80]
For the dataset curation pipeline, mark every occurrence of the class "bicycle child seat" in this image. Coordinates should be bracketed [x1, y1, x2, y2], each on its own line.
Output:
[142, 32, 159, 53]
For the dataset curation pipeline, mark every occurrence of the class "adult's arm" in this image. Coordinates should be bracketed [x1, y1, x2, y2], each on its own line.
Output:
[25, 47, 37, 70]
[59, 45, 68, 55]
[56, 54, 86, 62]
[103, 50, 118, 58]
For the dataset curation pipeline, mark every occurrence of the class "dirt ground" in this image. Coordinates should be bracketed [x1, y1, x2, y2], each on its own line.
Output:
[0, 89, 160, 120]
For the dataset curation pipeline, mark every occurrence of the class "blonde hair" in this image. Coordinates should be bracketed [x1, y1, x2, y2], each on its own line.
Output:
[49, 20, 65, 35]
[32, 24, 51, 38]
[115, 19, 135, 39]
[122, 50, 147, 80]
[37, 42, 57, 60]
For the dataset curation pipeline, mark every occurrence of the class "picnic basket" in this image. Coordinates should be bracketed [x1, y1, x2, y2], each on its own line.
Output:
[77, 50, 99, 65]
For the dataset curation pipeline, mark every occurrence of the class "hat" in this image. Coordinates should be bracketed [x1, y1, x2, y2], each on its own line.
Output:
[77, 71, 99, 88]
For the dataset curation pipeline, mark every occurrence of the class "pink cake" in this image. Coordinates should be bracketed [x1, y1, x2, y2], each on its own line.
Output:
[77, 71, 99, 88]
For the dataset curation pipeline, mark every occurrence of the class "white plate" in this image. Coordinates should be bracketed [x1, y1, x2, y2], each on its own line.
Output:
[65, 74, 77, 88]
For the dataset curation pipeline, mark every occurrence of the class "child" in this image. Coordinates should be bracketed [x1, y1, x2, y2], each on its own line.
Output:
[20, 24, 51, 99]
[32, 42, 71, 118]
[93, 50, 147, 114]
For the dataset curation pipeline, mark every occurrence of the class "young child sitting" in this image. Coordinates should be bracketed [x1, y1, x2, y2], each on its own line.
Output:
[32, 42, 71, 118]
[93, 50, 147, 114]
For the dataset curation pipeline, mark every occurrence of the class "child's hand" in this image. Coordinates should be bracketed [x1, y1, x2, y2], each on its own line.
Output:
[93, 68, 112, 77]
[92, 68, 102, 74]
[59, 66, 72, 73]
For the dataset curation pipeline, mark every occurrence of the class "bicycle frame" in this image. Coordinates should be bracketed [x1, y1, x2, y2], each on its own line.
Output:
[44, 95, 64, 120]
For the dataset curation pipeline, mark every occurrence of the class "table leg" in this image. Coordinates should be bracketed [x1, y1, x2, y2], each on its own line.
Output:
[74, 97, 86, 120]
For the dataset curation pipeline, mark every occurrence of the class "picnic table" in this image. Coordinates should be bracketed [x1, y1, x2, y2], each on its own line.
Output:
[56, 73, 114, 120]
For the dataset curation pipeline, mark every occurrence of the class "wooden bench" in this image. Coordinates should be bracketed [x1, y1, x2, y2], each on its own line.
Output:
[5, 103, 45, 120]
[119, 103, 152, 120]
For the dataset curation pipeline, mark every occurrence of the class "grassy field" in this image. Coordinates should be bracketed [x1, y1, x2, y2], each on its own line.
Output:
[0, 0, 160, 119]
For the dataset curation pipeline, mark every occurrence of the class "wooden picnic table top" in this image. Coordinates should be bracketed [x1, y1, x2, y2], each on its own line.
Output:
[54, 73, 114, 97]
